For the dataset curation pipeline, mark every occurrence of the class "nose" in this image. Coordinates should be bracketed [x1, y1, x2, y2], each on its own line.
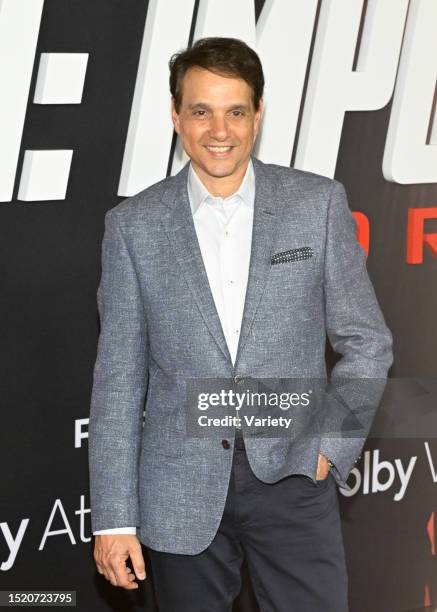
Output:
[208, 115, 229, 141]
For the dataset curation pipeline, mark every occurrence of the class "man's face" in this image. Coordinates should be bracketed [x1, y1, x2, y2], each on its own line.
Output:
[171, 67, 263, 185]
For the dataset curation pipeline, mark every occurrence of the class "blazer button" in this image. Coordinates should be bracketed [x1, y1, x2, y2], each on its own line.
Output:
[234, 375, 244, 384]
[221, 439, 230, 449]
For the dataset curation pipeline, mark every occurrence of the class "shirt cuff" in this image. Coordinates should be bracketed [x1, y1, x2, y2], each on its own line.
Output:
[93, 527, 137, 535]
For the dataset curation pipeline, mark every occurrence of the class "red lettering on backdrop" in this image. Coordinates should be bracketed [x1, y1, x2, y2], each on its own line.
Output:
[424, 512, 436, 607]
[407, 208, 437, 264]
[352, 212, 369, 256]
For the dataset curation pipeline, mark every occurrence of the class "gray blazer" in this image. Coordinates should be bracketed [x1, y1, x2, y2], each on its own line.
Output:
[88, 155, 393, 554]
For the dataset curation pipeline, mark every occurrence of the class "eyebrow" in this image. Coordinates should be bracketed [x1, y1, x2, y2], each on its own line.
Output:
[187, 103, 250, 111]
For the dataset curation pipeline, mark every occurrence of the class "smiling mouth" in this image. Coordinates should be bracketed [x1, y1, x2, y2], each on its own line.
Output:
[204, 145, 234, 154]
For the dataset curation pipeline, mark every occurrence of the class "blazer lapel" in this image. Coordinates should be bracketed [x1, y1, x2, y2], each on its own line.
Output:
[160, 162, 233, 364]
[160, 155, 282, 370]
[233, 156, 280, 369]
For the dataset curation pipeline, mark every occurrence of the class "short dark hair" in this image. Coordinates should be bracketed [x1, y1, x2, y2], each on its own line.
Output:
[169, 37, 264, 113]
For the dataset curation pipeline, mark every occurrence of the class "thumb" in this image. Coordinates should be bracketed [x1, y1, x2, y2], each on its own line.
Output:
[130, 545, 146, 580]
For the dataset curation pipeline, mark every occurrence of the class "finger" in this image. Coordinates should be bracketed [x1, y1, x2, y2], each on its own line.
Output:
[106, 566, 119, 587]
[107, 556, 124, 586]
[111, 558, 136, 590]
[95, 560, 105, 575]
[94, 555, 110, 581]
[130, 545, 146, 581]
[96, 563, 109, 581]
[125, 567, 139, 584]
[95, 549, 120, 587]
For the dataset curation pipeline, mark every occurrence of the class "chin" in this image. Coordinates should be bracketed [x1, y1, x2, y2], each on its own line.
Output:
[201, 160, 240, 178]
[205, 167, 235, 178]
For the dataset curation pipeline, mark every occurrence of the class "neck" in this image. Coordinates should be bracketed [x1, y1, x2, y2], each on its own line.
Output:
[191, 158, 250, 198]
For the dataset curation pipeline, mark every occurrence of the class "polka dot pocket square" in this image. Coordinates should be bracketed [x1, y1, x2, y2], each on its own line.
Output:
[270, 246, 313, 265]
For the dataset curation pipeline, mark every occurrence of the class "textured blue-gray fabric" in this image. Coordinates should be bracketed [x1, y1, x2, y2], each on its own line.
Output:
[88, 155, 393, 554]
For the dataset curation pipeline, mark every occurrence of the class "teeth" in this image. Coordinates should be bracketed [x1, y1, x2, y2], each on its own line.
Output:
[206, 146, 232, 152]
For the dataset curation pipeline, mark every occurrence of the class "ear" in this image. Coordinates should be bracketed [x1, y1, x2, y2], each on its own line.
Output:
[253, 97, 264, 135]
[171, 97, 181, 134]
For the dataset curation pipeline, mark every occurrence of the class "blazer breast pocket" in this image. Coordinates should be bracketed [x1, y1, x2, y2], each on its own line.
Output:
[270, 246, 313, 265]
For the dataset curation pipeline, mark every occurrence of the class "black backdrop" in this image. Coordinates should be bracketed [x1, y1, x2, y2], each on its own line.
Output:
[1, 1, 437, 611]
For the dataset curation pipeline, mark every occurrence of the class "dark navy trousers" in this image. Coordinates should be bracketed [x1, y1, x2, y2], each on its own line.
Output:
[147, 436, 349, 612]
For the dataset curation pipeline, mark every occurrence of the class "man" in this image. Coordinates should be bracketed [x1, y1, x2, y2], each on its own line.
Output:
[89, 37, 393, 611]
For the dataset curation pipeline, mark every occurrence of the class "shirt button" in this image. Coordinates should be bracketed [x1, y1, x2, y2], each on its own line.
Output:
[234, 375, 244, 384]
[221, 439, 230, 449]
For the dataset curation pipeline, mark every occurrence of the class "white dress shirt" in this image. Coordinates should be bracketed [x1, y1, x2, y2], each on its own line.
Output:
[94, 159, 255, 536]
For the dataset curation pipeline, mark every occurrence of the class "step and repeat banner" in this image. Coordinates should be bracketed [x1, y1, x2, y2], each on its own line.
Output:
[1, 1, 436, 610]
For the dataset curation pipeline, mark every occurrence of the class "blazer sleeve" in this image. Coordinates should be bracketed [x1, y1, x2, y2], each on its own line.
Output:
[88, 209, 149, 532]
[319, 180, 393, 489]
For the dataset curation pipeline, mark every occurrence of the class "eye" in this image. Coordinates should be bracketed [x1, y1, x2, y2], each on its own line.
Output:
[193, 110, 207, 117]
[231, 110, 244, 117]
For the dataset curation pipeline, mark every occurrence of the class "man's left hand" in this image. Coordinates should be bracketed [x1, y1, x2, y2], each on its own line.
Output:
[316, 453, 331, 481]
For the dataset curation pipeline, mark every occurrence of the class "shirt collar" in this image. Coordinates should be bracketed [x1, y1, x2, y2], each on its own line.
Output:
[187, 158, 255, 216]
